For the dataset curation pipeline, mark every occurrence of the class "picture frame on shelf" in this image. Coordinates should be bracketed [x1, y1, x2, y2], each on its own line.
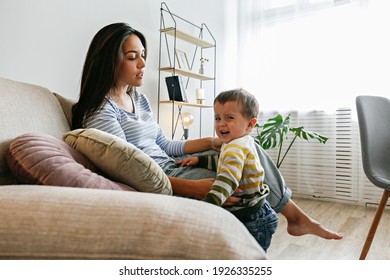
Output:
[175, 49, 190, 70]
[165, 75, 188, 102]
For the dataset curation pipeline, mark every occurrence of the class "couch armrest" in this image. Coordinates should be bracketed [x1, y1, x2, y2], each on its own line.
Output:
[53, 92, 75, 128]
[0, 185, 266, 260]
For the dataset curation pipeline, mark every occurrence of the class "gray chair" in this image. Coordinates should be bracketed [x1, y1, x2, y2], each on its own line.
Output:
[356, 95, 390, 260]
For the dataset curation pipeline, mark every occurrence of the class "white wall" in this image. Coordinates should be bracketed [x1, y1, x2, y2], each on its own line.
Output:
[0, 0, 238, 138]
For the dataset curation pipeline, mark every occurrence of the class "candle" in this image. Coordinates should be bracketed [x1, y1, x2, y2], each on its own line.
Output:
[196, 88, 205, 100]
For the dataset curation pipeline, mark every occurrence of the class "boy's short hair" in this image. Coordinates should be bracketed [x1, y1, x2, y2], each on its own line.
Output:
[214, 88, 259, 119]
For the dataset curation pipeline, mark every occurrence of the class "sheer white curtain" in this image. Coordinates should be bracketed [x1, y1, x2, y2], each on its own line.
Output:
[238, 1, 390, 205]
[237, 0, 390, 112]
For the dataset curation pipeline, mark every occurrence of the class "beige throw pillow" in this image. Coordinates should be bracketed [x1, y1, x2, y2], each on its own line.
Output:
[63, 128, 172, 195]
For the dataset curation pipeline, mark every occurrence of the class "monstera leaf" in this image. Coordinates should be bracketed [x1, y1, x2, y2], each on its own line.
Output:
[256, 114, 290, 150]
[289, 126, 328, 144]
[254, 114, 328, 168]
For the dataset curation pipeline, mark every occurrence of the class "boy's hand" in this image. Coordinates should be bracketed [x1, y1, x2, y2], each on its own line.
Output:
[176, 157, 199, 167]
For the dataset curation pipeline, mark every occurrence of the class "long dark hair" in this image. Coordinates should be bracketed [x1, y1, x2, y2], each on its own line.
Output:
[71, 22, 147, 129]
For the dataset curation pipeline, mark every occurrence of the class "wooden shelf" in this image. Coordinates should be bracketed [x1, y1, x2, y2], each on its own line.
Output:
[159, 100, 213, 108]
[160, 27, 215, 48]
[159, 67, 214, 80]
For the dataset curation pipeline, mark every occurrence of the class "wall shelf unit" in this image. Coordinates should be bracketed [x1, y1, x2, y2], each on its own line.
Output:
[159, 100, 213, 108]
[159, 67, 214, 81]
[157, 2, 216, 139]
[160, 27, 215, 48]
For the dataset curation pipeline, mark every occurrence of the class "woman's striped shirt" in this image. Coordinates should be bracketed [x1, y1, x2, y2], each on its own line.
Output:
[84, 93, 185, 169]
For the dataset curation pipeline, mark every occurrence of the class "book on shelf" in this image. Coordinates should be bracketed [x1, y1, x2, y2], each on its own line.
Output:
[165, 75, 188, 102]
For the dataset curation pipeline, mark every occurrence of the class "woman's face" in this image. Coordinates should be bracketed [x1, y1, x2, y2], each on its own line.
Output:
[116, 34, 146, 88]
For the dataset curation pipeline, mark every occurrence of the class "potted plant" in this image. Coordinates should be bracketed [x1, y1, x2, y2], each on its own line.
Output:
[254, 114, 328, 168]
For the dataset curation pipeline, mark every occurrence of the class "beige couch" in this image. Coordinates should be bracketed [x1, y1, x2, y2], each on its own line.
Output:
[0, 76, 266, 260]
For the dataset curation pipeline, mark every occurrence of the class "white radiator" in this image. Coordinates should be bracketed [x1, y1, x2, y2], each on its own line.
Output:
[256, 109, 388, 207]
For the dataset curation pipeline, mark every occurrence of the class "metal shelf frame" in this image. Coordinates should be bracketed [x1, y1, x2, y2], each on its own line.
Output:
[157, 2, 216, 139]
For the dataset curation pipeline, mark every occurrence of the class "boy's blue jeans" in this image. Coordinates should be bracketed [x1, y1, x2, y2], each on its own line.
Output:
[236, 201, 278, 252]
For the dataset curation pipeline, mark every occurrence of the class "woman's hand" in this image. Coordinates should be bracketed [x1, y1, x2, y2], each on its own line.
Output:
[176, 157, 199, 167]
[183, 137, 222, 154]
[194, 179, 243, 206]
[223, 195, 242, 206]
[210, 137, 222, 152]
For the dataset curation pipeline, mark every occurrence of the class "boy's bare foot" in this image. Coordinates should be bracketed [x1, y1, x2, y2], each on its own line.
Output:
[281, 199, 343, 240]
[286, 216, 343, 240]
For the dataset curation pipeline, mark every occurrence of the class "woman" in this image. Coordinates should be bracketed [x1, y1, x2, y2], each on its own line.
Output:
[72, 22, 342, 240]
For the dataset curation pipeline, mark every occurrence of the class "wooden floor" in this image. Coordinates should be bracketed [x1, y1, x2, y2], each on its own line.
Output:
[267, 197, 390, 260]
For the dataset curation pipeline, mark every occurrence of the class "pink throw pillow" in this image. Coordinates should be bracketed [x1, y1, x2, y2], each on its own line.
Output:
[7, 133, 135, 191]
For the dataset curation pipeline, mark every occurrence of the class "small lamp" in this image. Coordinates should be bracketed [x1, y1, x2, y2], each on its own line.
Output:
[181, 112, 194, 140]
